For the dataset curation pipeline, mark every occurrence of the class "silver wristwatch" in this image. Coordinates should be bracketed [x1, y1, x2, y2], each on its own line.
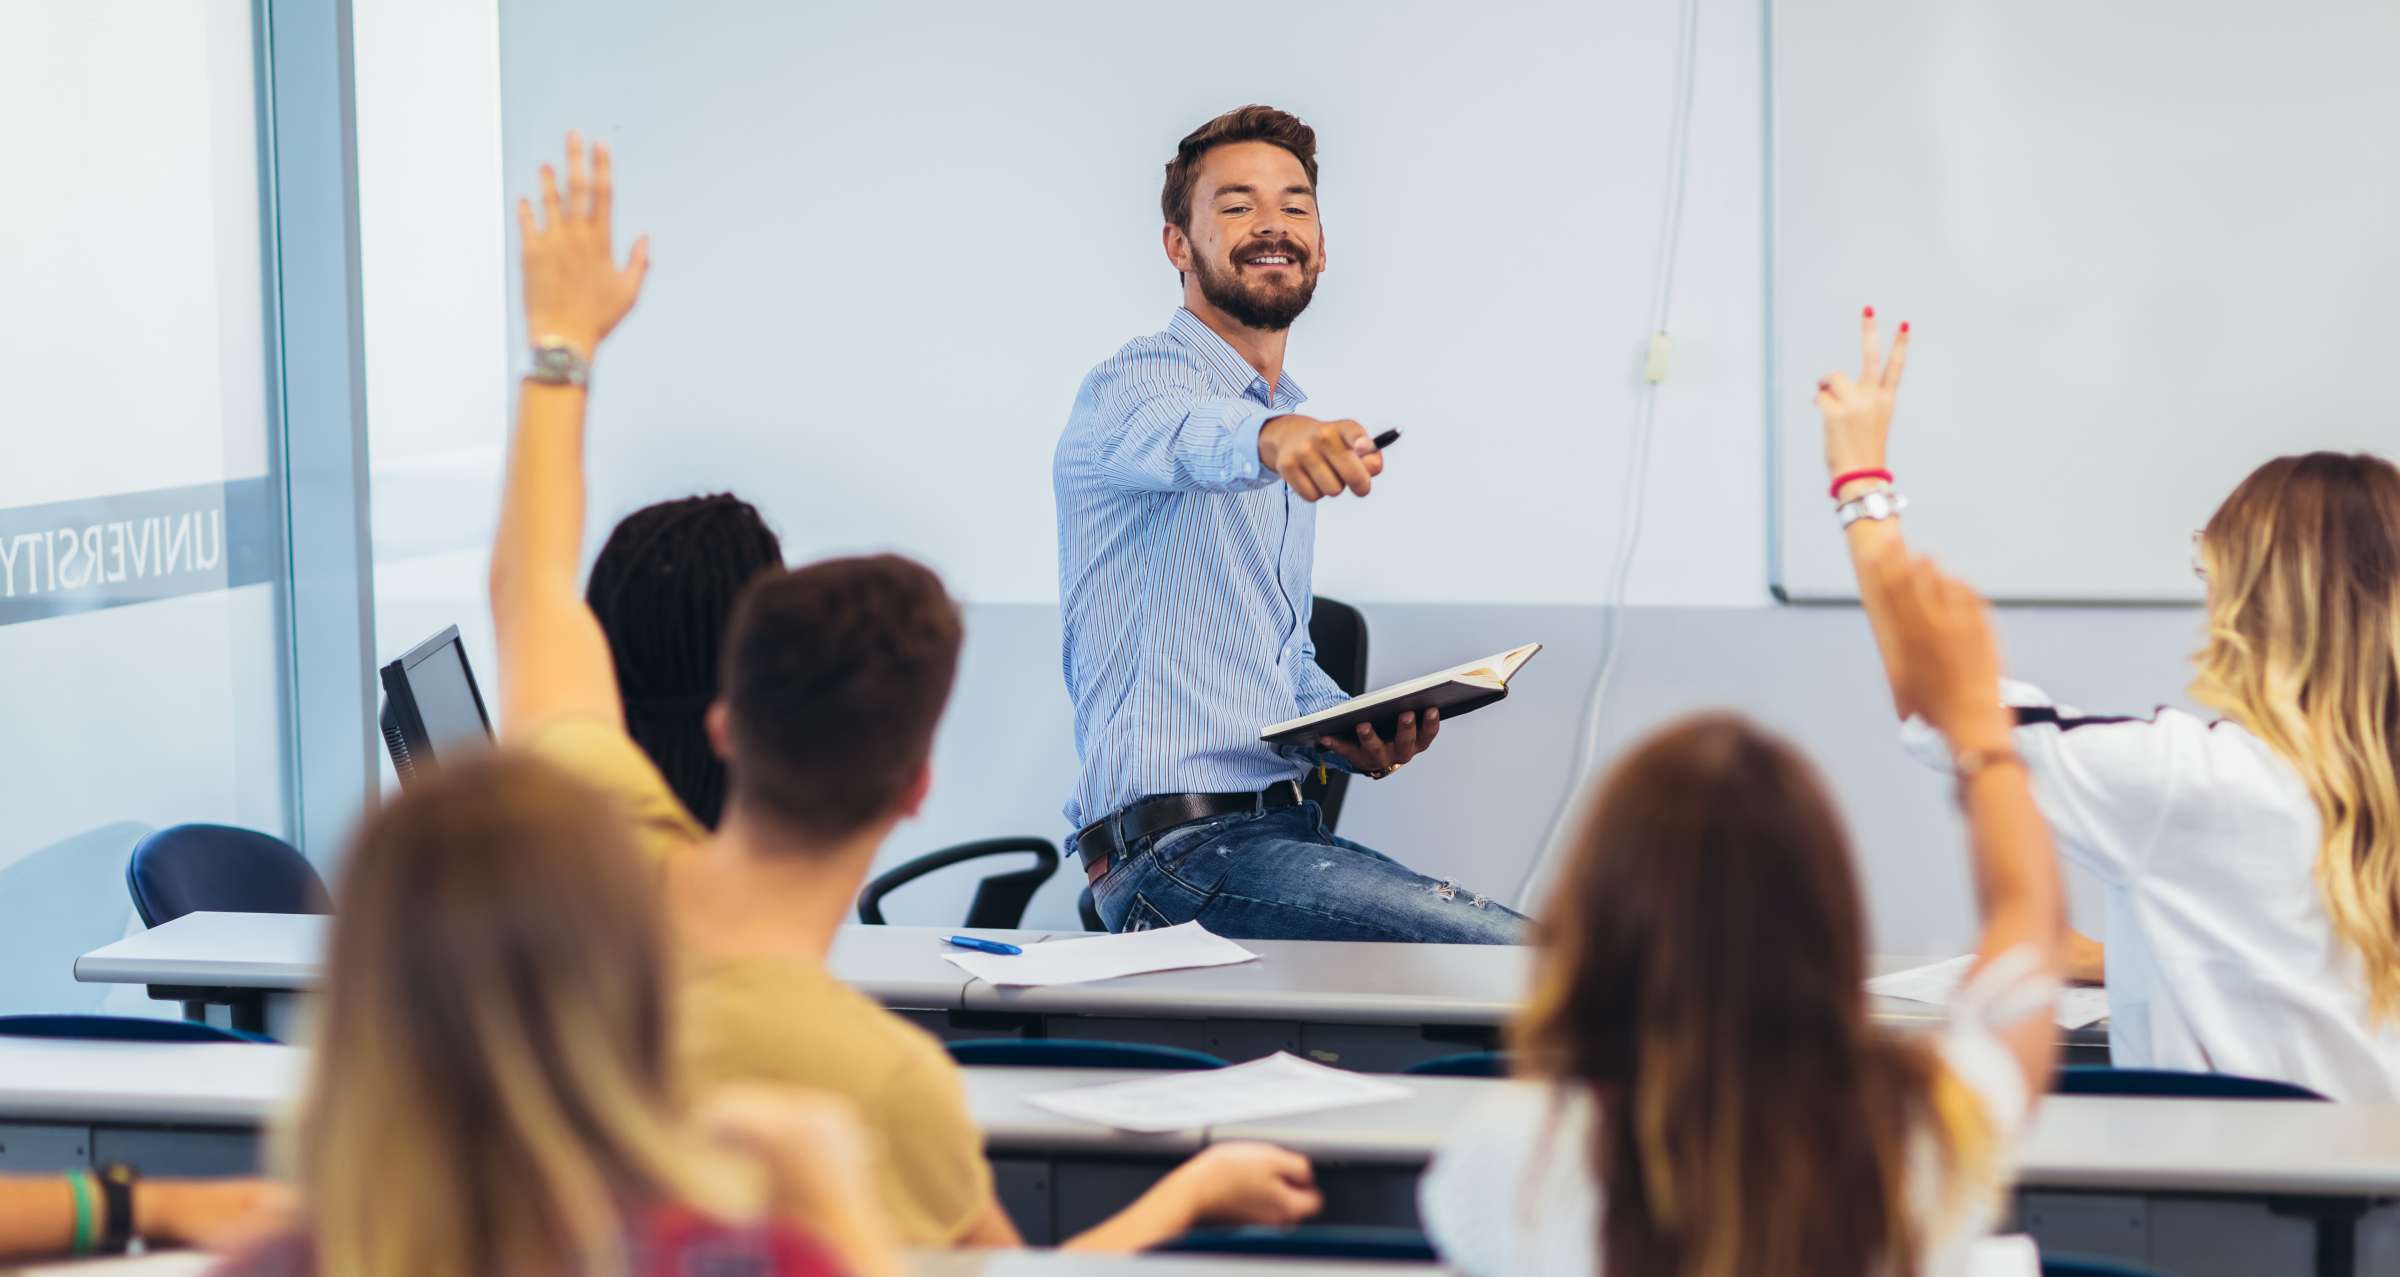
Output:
[1835, 487, 1908, 527]
[525, 339, 591, 388]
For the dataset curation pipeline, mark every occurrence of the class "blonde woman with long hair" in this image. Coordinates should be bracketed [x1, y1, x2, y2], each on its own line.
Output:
[211, 752, 898, 1277]
[1820, 309, 2400, 1099]
[1421, 554, 2066, 1276]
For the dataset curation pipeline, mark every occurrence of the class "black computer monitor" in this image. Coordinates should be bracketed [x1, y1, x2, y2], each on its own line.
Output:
[378, 625, 494, 788]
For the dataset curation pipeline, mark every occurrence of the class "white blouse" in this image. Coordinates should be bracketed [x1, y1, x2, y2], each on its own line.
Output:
[1904, 680, 2400, 1101]
[1421, 951, 2053, 1277]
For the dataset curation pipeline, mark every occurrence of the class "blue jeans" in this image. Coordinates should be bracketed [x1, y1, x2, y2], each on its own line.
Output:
[1080, 802, 1527, 944]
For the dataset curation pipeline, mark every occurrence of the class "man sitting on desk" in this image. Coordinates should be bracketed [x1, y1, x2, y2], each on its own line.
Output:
[1055, 105, 1525, 943]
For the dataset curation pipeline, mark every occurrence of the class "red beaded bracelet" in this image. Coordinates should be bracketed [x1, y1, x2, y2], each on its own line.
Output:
[1829, 468, 1894, 500]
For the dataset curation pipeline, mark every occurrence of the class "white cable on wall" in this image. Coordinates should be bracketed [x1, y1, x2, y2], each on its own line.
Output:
[1513, 0, 1707, 905]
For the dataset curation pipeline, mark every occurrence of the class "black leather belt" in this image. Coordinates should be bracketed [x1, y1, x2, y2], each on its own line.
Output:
[1076, 780, 1304, 886]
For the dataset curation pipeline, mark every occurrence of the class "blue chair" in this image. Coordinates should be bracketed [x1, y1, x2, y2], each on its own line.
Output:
[126, 824, 329, 928]
[1404, 1050, 1513, 1078]
[0, 1014, 269, 1044]
[945, 1039, 1227, 1071]
[2043, 1257, 2168, 1277]
[855, 837, 1060, 930]
[123, 824, 327, 1035]
[1161, 1226, 1438, 1262]
[2053, 1066, 2329, 1101]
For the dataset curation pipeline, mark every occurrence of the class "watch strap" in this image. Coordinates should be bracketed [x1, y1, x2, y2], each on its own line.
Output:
[98, 1162, 138, 1254]
[1836, 488, 1908, 527]
[525, 339, 591, 388]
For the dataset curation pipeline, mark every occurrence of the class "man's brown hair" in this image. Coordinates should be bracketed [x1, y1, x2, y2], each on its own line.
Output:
[719, 554, 963, 842]
[1160, 104, 1320, 234]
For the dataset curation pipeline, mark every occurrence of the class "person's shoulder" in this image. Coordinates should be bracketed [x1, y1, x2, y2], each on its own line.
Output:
[1083, 322, 1212, 389]
[677, 956, 951, 1097]
[632, 1203, 845, 1277]
[1422, 1082, 1598, 1277]
[517, 715, 707, 855]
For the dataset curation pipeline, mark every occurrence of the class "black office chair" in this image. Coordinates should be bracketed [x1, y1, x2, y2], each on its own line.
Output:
[2052, 1066, 2329, 1101]
[0, 1014, 269, 1045]
[1161, 1226, 1438, 1262]
[945, 1039, 1227, 1071]
[125, 824, 329, 928]
[855, 837, 1061, 929]
[1300, 596, 1370, 833]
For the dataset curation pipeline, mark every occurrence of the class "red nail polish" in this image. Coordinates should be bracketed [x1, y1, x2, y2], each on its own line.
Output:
[1899, 321, 1910, 334]
[1864, 305, 1875, 319]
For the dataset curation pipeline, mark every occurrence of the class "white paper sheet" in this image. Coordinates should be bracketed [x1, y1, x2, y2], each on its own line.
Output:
[1868, 955, 2110, 1030]
[941, 920, 1259, 987]
[1028, 1052, 1414, 1134]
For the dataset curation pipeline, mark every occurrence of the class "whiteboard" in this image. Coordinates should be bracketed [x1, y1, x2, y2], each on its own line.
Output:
[494, 0, 1725, 605]
[1771, 0, 2400, 601]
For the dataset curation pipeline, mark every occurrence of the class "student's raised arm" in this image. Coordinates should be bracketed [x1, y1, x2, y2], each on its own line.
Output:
[1870, 552, 2066, 1098]
[488, 132, 652, 736]
[1817, 309, 1918, 716]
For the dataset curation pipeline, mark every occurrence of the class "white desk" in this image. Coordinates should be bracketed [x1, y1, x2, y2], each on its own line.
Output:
[1, 1039, 2382, 1276]
[0, 1039, 296, 1179]
[76, 916, 2103, 1069]
[960, 1072, 2397, 1277]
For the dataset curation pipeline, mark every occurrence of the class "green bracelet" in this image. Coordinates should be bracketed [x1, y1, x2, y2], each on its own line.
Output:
[68, 1170, 97, 1256]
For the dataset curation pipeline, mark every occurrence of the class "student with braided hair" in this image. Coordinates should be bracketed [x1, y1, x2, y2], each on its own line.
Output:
[588, 495, 785, 828]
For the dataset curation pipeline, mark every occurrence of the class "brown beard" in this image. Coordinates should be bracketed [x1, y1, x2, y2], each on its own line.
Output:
[1191, 243, 1317, 331]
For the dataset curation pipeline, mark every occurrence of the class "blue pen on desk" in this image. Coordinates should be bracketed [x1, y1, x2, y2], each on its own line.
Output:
[944, 935, 1022, 956]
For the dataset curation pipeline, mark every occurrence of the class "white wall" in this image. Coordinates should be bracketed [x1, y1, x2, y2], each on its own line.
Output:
[353, 0, 509, 708]
[357, 0, 2185, 954]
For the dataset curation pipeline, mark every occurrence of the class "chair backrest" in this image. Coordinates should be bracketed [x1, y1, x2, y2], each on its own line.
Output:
[126, 824, 330, 928]
[0, 1013, 270, 1044]
[1162, 1226, 1438, 1262]
[855, 837, 1060, 929]
[945, 1039, 1228, 1071]
[1299, 596, 1370, 833]
[2053, 1065, 2329, 1101]
[1403, 1050, 1514, 1078]
[2043, 1256, 2169, 1277]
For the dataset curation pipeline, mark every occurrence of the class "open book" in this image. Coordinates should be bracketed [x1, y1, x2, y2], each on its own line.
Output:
[1262, 643, 1542, 746]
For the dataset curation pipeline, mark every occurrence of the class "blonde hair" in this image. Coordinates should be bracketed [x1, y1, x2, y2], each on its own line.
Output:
[2192, 452, 2400, 1019]
[291, 752, 758, 1276]
[1516, 715, 1996, 1277]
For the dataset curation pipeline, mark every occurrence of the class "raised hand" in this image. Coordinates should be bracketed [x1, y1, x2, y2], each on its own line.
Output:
[1259, 415, 1386, 502]
[1868, 553, 2008, 749]
[1817, 307, 1911, 496]
[518, 132, 651, 358]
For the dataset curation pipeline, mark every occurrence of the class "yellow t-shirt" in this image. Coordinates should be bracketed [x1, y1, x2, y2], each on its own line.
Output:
[525, 717, 995, 1247]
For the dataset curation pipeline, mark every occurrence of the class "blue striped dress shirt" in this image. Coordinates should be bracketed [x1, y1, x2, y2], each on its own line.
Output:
[1055, 308, 1352, 828]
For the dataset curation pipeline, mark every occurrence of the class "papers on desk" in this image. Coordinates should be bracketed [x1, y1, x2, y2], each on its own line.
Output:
[1029, 1052, 1413, 1134]
[1868, 955, 2110, 1030]
[941, 920, 1259, 987]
